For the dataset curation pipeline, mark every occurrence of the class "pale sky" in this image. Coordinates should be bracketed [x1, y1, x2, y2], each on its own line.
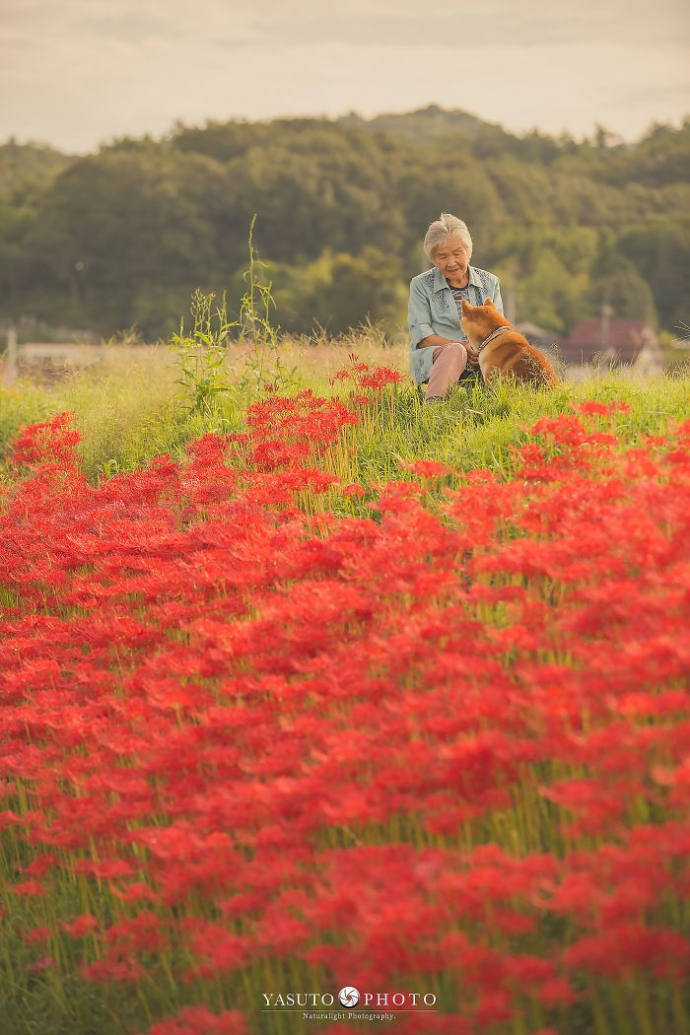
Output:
[2, 0, 689, 152]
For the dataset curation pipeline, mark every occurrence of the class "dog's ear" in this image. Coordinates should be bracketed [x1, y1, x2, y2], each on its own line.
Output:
[460, 299, 472, 313]
[483, 297, 495, 307]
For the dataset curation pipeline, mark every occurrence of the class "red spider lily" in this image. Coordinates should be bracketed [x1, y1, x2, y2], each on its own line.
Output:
[24, 926, 53, 944]
[106, 912, 170, 953]
[145, 1007, 248, 1035]
[0, 810, 21, 830]
[10, 412, 81, 469]
[82, 954, 148, 983]
[60, 914, 99, 937]
[11, 880, 46, 897]
[341, 482, 366, 497]
[565, 923, 690, 982]
[400, 459, 453, 478]
[475, 988, 513, 1026]
[0, 389, 689, 1035]
[358, 367, 402, 389]
[573, 400, 631, 416]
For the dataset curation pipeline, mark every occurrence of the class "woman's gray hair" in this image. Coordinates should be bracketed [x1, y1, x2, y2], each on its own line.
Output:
[424, 213, 473, 262]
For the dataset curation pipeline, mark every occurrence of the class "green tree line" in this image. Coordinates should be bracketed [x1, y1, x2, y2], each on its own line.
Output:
[1, 107, 688, 339]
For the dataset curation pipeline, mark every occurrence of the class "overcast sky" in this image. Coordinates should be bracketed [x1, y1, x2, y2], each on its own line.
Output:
[3, 0, 689, 152]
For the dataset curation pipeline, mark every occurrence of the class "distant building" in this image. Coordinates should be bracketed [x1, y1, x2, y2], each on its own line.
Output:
[515, 322, 557, 352]
[555, 319, 663, 376]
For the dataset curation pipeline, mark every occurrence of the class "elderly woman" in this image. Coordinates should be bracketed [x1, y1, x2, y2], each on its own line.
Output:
[408, 213, 504, 402]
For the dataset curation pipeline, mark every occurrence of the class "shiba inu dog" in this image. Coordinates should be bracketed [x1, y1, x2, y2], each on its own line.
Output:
[460, 298, 558, 388]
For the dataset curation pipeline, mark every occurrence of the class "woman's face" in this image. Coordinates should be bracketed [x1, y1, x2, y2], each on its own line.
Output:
[433, 235, 469, 281]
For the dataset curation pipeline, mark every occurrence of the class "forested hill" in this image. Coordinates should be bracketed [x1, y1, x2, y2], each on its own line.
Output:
[339, 104, 496, 144]
[1, 108, 688, 339]
[0, 141, 76, 200]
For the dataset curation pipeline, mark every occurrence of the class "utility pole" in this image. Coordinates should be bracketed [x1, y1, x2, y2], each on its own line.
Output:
[2, 325, 17, 386]
[599, 296, 614, 371]
[503, 284, 517, 325]
[600, 298, 613, 351]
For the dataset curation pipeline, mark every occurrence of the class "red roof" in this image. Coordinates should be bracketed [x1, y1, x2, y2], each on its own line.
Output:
[556, 320, 659, 364]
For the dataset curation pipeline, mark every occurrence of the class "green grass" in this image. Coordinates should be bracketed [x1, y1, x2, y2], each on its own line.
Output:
[323, 363, 690, 490]
[0, 382, 53, 460]
[2, 340, 689, 484]
[55, 356, 205, 479]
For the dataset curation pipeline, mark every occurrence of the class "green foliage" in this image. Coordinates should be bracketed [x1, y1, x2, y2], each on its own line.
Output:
[586, 252, 657, 322]
[0, 113, 688, 338]
[21, 148, 229, 333]
[618, 222, 690, 332]
[234, 215, 298, 395]
[0, 140, 76, 203]
[269, 246, 407, 336]
[588, 119, 690, 187]
[394, 148, 504, 259]
[170, 289, 236, 421]
[515, 250, 590, 333]
[170, 218, 299, 411]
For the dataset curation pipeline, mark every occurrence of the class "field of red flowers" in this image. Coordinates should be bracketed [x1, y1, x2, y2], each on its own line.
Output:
[1, 368, 689, 1035]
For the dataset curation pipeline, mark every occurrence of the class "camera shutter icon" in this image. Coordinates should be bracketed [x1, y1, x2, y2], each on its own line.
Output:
[338, 987, 360, 1008]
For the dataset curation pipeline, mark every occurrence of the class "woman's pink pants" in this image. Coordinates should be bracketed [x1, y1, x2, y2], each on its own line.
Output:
[425, 343, 468, 401]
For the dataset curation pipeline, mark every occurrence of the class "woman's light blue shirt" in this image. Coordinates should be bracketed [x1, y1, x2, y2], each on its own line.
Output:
[408, 265, 504, 384]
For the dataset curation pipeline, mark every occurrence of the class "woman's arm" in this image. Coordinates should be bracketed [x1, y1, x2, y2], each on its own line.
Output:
[408, 278, 435, 349]
[417, 333, 479, 364]
[416, 333, 459, 348]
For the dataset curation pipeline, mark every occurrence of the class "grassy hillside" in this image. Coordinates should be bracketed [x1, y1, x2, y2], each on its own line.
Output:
[1, 337, 688, 484]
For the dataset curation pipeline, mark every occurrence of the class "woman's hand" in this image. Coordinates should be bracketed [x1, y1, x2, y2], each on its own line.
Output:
[465, 345, 480, 365]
